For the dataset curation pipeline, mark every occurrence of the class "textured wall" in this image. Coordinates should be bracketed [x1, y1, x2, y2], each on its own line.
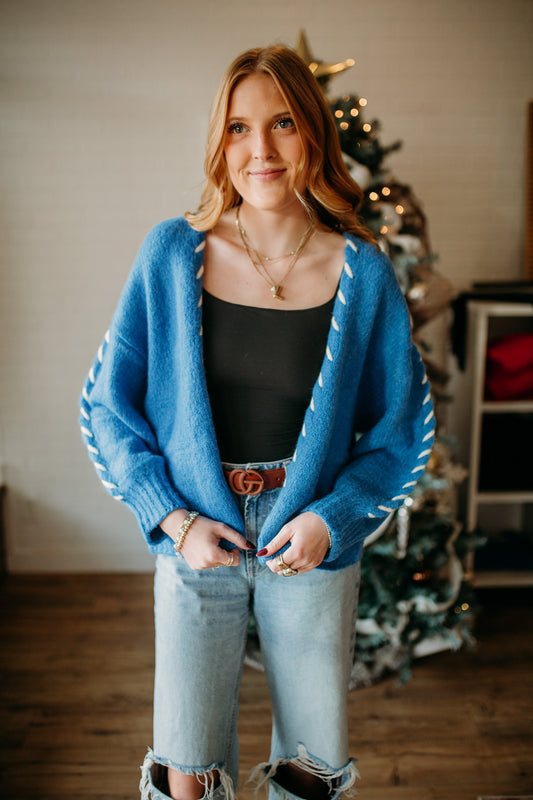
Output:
[2, 0, 532, 570]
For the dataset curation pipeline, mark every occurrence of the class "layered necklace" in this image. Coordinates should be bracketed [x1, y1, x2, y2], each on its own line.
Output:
[235, 206, 315, 301]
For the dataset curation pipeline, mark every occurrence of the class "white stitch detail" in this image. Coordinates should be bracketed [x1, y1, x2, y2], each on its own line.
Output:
[421, 374, 428, 384]
[423, 392, 431, 405]
[81, 426, 93, 438]
[302, 423, 306, 437]
[423, 430, 435, 442]
[392, 494, 409, 501]
[197, 295, 203, 308]
[94, 463, 107, 472]
[346, 240, 358, 253]
[337, 289, 347, 305]
[378, 505, 393, 512]
[105, 330, 110, 343]
[80, 407, 90, 421]
[332, 317, 340, 332]
[424, 410, 435, 425]
[326, 346, 333, 361]
[89, 367, 95, 384]
[102, 480, 118, 489]
[411, 465, 425, 474]
[196, 265, 204, 279]
[97, 344, 104, 364]
[344, 262, 354, 278]
[403, 481, 417, 488]
[293, 450, 297, 461]
[114, 495, 124, 501]
[310, 397, 315, 412]
[87, 445, 99, 454]
[318, 372, 323, 388]
[418, 449, 432, 459]
[199, 326, 203, 337]
[195, 242, 206, 254]
[82, 387, 90, 402]
[367, 512, 376, 518]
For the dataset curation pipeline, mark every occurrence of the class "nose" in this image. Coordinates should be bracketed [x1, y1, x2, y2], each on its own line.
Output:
[253, 130, 277, 160]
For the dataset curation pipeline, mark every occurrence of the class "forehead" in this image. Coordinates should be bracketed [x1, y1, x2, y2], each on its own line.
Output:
[227, 73, 288, 116]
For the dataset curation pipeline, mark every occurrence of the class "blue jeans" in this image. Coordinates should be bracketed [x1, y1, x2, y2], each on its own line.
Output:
[140, 459, 361, 800]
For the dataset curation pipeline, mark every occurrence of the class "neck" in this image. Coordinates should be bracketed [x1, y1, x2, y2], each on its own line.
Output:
[237, 203, 312, 259]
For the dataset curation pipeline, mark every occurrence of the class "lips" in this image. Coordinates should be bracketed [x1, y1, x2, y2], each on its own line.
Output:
[249, 168, 286, 181]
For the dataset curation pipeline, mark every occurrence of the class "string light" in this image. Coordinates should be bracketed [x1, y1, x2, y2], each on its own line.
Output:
[369, 192, 379, 201]
[350, 108, 359, 117]
[395, 204, 404, 214]
[359, 98, 367, 106]
[380, 225, 389, 234]
[382, 186, 391, 196]
[340, 122, 349, 130]
[363, 123, 372, 133]
[335, 109, 344, 118]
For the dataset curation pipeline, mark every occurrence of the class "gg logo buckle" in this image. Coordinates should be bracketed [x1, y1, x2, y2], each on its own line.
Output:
[227, 469, 264, 496]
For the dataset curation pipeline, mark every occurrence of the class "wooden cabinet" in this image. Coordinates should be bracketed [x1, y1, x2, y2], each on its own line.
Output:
[465, 300, 533, 586]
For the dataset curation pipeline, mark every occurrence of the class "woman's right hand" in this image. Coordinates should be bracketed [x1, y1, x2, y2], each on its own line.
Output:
[159, 509, 252, 570]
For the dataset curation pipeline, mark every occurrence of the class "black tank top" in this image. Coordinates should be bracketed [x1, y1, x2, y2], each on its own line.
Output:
[202, 290, 334, 463]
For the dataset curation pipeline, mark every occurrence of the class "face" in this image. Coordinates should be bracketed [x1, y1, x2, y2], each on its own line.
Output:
[223, 73, 308, 214]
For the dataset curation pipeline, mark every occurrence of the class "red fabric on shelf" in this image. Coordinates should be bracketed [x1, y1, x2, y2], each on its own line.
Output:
[485, 332, 533, 400]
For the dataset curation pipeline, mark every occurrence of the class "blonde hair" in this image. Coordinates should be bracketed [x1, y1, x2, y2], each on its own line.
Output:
[186, 45, 375, 242]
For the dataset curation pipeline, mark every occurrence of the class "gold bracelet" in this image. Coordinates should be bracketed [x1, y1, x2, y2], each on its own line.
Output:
[325, 523, 333, 551]
[173, 511, 199, 557]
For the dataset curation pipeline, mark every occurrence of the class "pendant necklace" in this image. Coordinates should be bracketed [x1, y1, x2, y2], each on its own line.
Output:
[235, 206, 315, 300]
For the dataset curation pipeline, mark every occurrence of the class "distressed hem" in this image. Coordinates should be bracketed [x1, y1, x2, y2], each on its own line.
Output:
[140, 748, 235, 800]
[249, 743, 359, 799]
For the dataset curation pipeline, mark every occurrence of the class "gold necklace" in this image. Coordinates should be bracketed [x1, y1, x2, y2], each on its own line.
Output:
[235, 207, 315, 300]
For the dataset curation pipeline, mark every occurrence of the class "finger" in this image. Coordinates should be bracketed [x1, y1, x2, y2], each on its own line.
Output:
[218, 525, 254, 551]
[257, 526, 292, 559]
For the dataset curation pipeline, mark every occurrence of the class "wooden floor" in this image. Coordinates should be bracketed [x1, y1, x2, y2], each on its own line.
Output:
[1, 574, 532, 800]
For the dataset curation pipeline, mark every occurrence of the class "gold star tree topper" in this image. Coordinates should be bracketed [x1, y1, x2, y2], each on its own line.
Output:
[295, 30, 355, 89]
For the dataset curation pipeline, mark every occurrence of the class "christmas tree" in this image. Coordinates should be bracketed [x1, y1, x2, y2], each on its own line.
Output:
[298, 32, 480, 686]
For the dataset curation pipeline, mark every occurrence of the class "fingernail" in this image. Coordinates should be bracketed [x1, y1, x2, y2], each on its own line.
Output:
[246, 540, 256, 550]
[256, 548, 268, 557]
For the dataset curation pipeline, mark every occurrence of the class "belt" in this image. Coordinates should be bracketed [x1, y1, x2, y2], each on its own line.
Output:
[224, 467, 286, 496]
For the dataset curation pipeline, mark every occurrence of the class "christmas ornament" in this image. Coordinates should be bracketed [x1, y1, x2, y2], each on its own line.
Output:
[295, 30, 355, 88]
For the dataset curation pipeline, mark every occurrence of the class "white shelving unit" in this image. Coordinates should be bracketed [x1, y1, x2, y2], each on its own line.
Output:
[465, 300, 533, 587]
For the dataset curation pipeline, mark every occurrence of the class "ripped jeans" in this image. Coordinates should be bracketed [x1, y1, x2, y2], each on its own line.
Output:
[141, 459, 361, 800]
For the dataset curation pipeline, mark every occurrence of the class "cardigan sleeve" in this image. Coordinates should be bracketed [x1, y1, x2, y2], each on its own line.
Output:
[304, 258, 435, 566]
[79, 231, 187, 546]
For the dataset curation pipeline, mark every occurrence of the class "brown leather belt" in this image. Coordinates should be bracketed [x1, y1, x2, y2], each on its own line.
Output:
[224, 467, 286, 496]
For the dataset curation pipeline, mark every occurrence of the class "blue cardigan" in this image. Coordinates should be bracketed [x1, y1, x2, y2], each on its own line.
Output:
[79, 217, 435, 570]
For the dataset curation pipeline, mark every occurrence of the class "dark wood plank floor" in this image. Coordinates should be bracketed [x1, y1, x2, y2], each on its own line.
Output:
[1, 574, 532, 800]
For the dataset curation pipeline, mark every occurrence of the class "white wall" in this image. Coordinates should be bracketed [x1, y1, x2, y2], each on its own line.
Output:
[2, 0, 532, 571]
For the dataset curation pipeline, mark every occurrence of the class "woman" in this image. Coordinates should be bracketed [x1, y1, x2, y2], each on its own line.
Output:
[80, 45, 434, 800]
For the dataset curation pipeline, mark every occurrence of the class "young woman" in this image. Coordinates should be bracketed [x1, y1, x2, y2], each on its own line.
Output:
[80, 45, 434, 800]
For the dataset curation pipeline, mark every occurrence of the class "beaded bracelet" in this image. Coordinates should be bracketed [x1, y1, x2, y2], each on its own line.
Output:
[173, 511, 199, 557]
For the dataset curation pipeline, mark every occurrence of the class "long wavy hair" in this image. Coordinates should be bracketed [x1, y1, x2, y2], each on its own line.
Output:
[186, 45, 375, 242]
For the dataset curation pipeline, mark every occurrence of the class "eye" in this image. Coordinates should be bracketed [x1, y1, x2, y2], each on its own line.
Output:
[227, 121, 247, 134]
[275, 116, 296, 130]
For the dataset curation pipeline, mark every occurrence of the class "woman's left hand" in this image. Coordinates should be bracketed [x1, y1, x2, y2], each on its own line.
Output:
[260, 512, 330, 575]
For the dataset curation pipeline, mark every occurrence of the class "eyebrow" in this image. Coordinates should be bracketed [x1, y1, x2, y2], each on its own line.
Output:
[226, 111, 291, 123]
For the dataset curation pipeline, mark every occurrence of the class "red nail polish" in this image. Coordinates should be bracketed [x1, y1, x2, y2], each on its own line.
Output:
[256, 548, 268, 557]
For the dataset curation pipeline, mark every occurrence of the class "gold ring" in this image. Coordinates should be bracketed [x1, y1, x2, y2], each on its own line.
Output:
[276, 554, 297, 576]
[276, 554, 290, 570]
[281, 566, 298, 577]
[225, 553, 234, 567]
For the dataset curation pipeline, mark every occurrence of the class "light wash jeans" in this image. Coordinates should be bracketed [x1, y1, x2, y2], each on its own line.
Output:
[140, 459, 361, 800]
